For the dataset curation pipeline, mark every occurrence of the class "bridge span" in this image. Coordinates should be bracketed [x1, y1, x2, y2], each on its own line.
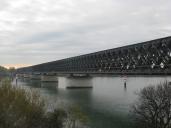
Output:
[17, 36, 171, 75]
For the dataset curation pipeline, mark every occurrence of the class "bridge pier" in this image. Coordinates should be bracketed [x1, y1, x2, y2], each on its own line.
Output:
[66, 77, 93, 89]
[23, 74, 31, 78]
[41, 73, 58, 82]
[16, 74, 25, 78]
[30, 73, 41, 80]
[68, 73, 90, 78]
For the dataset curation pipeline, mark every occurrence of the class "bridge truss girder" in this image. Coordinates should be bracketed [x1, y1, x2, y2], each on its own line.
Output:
[17, 36, 171, 75]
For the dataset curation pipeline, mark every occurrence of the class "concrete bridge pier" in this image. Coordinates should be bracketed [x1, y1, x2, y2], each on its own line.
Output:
[16, 73, 25, 78]
[66, 77, 93, 89]
[41, 73, 58, 82]
[30, 73, 41, 80]
[23, 74, 31, 78]
[68, 73, 90, 78]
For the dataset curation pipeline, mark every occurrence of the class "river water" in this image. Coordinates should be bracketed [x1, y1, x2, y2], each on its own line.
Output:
[14, 76, 171, 128]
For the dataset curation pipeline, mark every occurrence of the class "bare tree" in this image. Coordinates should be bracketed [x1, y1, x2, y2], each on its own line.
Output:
[132, 81, 171, 128]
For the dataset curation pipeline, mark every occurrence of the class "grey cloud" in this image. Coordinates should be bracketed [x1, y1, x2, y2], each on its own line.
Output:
[0, 0, 171, 66]
[0, 0, 10, 11]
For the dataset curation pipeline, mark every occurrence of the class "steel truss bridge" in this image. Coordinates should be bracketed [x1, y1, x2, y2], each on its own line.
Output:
[17, 36, 171, 75]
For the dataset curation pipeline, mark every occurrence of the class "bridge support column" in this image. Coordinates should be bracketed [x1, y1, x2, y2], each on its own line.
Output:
[30, 74, 41, 80]
[66, 77, 93, 89]
[16, 74, 24, 78]
[23, 74, 31, 78]
[69, 73, 90, 78]
[41, 73, 58, 82]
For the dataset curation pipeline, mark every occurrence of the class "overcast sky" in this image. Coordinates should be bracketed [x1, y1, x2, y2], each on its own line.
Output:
[0, 0, 171, 68]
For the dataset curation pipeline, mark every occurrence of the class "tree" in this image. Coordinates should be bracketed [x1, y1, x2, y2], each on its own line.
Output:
[0, 79, 88, 128]
[0, 66, 8, 74]
[0, 79, 66, 128]
[132, 81, 171, 128]
[0, 79, 45, 128]
[8, 67, 16, 73]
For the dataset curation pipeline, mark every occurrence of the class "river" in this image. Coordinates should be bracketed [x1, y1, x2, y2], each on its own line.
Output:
[14, 76, 171, 128]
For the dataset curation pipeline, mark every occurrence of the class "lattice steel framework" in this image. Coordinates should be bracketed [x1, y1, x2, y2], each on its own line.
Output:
[17, 36, 171, 75]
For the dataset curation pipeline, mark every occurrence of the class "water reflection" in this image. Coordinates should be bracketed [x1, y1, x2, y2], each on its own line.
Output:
[124, 84, 127, 92]
[41, 82, 58, 89]
[63, 77, 93, 88]
[30, 80, 41, 88]
[19, 78, 58, 89]
[16, 76, 171, 128]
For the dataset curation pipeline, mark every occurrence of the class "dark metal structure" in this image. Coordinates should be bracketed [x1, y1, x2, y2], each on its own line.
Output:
[17, 36, 171, 75]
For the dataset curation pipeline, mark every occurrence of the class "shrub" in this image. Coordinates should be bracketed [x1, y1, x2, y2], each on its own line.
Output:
[65, 106, 89, 128]
[0, 79, 67, 128]
[132, 81, 171, 128]
[0, 79, 88, 128]
[0, 79, 45, 128]
[45, 109, 67, 128]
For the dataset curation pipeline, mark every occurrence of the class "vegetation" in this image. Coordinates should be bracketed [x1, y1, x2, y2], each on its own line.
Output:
[0, 79, 88, 128]
[0, 66, 16, 74]
[65, 106, 89, 128]
[8, 67, 16, 74]
[0, 66, 7, 71]
[132, 81, 171, 128]
[0, 66, 8, 74]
